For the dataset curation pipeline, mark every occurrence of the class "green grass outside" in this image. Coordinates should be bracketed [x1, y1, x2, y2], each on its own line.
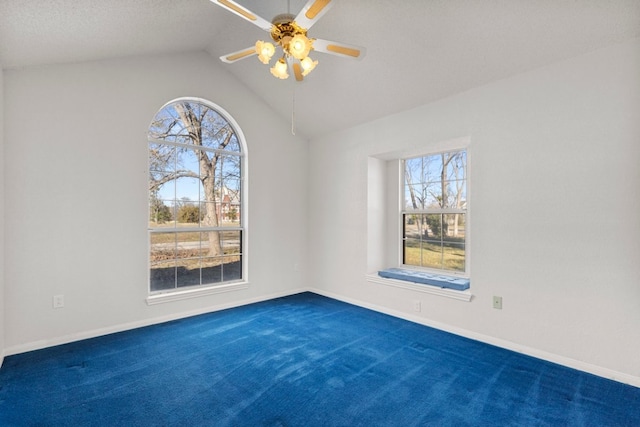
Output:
[404, 242, 465, 272]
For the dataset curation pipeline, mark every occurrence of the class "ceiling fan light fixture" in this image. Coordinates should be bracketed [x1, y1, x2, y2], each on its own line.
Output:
[255, 40, 276, 64]
[213, 0, 366, 83]
[270, 57, 289, 79]
[300, 56, 318, 76]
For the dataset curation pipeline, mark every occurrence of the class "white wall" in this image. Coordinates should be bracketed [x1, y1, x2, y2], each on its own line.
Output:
[308, 38, 640, 385]
[3, 52, 308, 354]
[0, 64, 5, 365]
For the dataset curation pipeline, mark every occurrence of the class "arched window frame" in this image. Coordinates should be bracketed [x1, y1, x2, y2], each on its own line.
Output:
[146, 97, 248, 304]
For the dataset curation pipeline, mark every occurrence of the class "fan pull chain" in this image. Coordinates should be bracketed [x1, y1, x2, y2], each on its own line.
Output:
[291, 88, 296, 136]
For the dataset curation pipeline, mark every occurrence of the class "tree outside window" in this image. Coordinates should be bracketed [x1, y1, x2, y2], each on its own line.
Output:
[148, 99, 244, 293]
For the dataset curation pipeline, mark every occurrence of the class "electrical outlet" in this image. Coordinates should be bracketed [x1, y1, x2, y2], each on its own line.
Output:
[492, 296, 502, 310]
[53, 295, 65, 309]
[413, 300, 421, 312]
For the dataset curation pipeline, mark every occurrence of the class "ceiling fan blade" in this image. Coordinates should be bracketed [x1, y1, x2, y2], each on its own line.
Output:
[292, 62, 304, 82]
[313, 38, 366, 60]
[295, 0, 333, 30]
[210, 0, 273, 31]
[285, 56, 304, 82]
[220, 46, 257, 63]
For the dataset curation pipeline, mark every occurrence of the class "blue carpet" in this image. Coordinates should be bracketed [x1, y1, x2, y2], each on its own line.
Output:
[1, 292, 638, 426]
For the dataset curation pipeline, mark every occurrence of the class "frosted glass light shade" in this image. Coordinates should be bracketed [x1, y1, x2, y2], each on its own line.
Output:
[301, 56, 318, 76]
[270, 58, 289, 79]
[289, 34, 312, 60]
[255, 41, 275, 64]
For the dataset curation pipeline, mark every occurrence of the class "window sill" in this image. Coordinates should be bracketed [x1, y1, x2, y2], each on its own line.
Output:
[366, 273, 472, 302]
[146, 281, 249, 305]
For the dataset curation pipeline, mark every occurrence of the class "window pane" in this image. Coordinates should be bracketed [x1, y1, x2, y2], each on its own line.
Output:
[150, 232, 176, 260]
[220, 182, 241, 227]
[404, 157, 422, 186]
[443, 213, 465, 272]
[176, 231, 202, 259]
[222, 177, 241, 196]
[423, 155, 442, 184]
[176, 258, 201, 288]
[224, 203, 241, 226]
[149, 106, 181, 142]
[150, 264, 175, 292]
[177, 146, 200, 184]
[176, 231, 202, 288]
[149, 144, 176, 173]
[175, 177, 200, 204]
[222, 256, 242, 282]
[153, 173, 176, 201]
[404, 214, 424, 240]
[201, 110, 239, 152]
[403, 238, 422, 267]
[149, 108, 181, 141]
[199, 202, 217, 228]
[445, 151, 466, 181]
[222, 230, 242, 255]
[403, 186, 413, 210]
[220, 134, 241, 153]
[404, 184, 425, 210]
[443, 243, 465, 272]
[443, 213, 465, 240]
[176, 201, 201, 225]
[425, 214, 443, 240]
[444, 179, 467, 209]
[421, 240, 444, 270]
[200, 230, 223, 257]
[150, 232, 177, 292]
[201, 257, 223, 284]
[219, 154, 241, 180]
[217, 156, 240, 189]
[149, 197, 175, 227]
[424, 187, 441, 208]
[203, 177, 217, 204]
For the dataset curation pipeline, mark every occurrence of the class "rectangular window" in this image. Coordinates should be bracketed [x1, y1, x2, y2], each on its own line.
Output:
[402, 150, 467, 274]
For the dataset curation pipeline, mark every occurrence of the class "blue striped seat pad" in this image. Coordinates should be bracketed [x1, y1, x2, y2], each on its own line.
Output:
[378, 268, 470, 291]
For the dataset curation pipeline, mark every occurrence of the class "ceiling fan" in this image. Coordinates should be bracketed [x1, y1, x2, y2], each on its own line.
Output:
[210, 0, 366, 82]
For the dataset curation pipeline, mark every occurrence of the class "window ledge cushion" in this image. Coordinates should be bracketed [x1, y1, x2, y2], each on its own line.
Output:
[367, 272, 471, 302]
[378, 268, 470, 290]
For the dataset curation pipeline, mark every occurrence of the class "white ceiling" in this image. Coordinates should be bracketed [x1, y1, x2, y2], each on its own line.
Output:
[1, 0, 639, 139]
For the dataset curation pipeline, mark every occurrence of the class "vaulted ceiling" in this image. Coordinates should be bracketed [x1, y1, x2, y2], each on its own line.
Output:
[1, 0, 639, 139]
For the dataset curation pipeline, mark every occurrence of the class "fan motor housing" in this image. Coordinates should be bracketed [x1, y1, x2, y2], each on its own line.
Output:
[270, 13, 307, 45]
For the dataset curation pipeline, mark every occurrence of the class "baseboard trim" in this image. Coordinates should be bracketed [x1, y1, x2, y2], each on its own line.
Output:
[4, 288, 308, 358]
[309, 287, 640, 389]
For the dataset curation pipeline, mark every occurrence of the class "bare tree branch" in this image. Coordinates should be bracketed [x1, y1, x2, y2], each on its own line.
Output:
[149, 170, 200, 192]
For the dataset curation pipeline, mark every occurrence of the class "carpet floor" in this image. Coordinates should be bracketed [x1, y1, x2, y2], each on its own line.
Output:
[1, 292, 638, 426]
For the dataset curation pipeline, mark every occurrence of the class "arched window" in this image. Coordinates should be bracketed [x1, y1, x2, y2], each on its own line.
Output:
[148, 98, 246, 295]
